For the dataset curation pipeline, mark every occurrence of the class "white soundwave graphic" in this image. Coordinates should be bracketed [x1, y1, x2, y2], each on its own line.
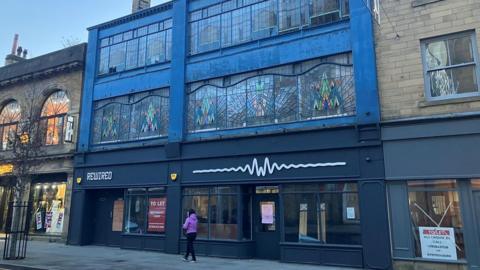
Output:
[192, 157, 346, 177]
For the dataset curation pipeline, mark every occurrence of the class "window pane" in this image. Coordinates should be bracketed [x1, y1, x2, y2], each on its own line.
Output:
[279, 0, 303, 31]
[252, 0, 276, 33]
[232, 7, 251, 44]
[209, 195, 238, 240]
[283, 183, 361, 245]
[125, 194, 147, 234]
[189, 21, 199, 54]
[320, 192, 361, 244]
[452, 65, 478, 94]
[211, 186, 236, 194]
[126, 39, 139, 70]
[30, 183, 67, 235]
[472, 179, 480, 189]
[108, 42, 126, 72]
[426, 40, 449, 69]
[146, 32, 164, 65]
[199, 15, 221, 47]
[448, 36, 474, 66]
[310, 0, 340, 25]
[284, 193, 318, 242]
[182, 195, 209, 238]
[183, 187, 209, 195]
[98, 47, 110, 74]
[246, 76, 275, 126]
[221, 13, 232, 47]
[147, 196, 167, 234]
[138, 36, 147, 67]
[429, 66, 477, 97]
[408, 183, 465, 259]
[165, 29, 172, 61]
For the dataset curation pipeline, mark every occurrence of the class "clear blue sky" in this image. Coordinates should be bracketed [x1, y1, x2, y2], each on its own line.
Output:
[0, 0, 169, 66]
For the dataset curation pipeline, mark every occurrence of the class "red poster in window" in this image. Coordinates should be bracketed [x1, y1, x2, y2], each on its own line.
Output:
[148, 197, 167, 233]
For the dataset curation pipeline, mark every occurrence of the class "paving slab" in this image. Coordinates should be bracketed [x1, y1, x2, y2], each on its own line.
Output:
[0, 240, 357, 270]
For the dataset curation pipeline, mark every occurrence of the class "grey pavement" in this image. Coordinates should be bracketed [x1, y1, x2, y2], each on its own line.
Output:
[0, 240, 357, 270]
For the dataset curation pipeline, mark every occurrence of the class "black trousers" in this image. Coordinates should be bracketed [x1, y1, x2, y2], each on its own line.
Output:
[185, 232, 197, 261]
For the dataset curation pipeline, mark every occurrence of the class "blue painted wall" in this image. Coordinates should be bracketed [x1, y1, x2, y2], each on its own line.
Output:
[78, 0, 380, 151]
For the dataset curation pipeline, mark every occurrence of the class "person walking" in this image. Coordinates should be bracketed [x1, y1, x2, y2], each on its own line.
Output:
[182, 209, 198, 262]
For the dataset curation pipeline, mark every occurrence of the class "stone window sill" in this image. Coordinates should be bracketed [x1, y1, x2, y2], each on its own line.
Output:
[418, 95, 480, 108]
[412, 0, 444, 8]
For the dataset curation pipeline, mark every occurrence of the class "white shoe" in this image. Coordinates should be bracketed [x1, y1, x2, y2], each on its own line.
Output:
[182, 257, 189, 262]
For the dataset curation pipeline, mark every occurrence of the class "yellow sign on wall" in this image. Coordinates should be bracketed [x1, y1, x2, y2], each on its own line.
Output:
[0, 164, 13, 175]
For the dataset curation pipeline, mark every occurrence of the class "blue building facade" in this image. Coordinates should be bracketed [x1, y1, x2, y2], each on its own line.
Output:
[69, 1, 391, 268]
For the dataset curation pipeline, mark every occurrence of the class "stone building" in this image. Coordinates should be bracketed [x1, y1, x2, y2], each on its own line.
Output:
[0, 43, 86, 241]
[375, 0, 480, 269]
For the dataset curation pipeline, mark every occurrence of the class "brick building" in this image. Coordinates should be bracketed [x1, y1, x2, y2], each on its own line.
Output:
[375, 0, 480, 269]
[0, 44, 86, 241]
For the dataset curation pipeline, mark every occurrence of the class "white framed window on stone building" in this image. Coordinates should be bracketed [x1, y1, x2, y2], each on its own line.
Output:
[421, 31, 480, 101]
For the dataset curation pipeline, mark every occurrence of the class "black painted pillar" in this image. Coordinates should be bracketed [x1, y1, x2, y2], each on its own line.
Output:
[359, 180, 392, 269]
[67, 189, 87, 245]
[165, 161, 182, 254]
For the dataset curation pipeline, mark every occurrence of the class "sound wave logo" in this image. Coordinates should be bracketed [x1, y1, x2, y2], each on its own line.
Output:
[192, 157, 346, 177]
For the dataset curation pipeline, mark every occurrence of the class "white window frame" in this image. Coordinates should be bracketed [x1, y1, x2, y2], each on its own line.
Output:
[420, 31, 480, 101]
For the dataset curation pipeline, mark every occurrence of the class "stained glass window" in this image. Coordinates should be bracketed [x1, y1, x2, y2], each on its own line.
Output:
[0, 101, 21, 150]
[41, 91, 70, 145]
[92, 89, 169, 145]
[187, 54, 355, 133]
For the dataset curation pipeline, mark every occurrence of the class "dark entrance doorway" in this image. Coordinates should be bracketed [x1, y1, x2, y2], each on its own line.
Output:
[253, 186, 280, 260]
[92, 189, 124, 246]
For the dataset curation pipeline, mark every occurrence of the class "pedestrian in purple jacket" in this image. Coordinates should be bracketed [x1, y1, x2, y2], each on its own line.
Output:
[182, 209, 198, 262]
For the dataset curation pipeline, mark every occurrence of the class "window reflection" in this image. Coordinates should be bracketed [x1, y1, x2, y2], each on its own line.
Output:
[41, 91, 70, 145]
[408, 180, 465, 260]
[283, 182, 360, 245]
[0, 101, 20, 150]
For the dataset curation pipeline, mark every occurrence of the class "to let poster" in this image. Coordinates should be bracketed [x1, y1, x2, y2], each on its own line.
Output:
[419, 227, 457, 261]
[148, 197, 167, 233]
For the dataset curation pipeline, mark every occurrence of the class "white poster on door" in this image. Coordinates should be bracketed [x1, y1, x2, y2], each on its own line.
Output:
[261, 202, 274, 224]
[419, 227, 457, 261]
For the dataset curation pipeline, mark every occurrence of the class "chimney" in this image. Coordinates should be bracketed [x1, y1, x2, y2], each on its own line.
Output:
[11, 34, 19, 55]
[4, 34, 25, 66]
[132, 0, 151, 13]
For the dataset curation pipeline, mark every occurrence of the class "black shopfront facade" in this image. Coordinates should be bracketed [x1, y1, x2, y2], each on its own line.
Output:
[68, 126, 391, 269]
[383, 115, 480, 270]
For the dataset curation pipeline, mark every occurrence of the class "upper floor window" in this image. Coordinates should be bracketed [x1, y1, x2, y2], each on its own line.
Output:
[421, 32, 480, 100]
[91, 88, 169, 144]
[187, 53, 355, 133]
[98, 19, 173, 75]
[189, 0, 349, 55]
[41, 91, 70, 145]
[0, 101, 21, 150]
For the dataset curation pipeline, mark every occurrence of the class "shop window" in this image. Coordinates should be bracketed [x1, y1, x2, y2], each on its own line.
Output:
[282, 182, 360, 245]
[421, 32, 480, 100]
[187, 54, 355, 133]
[182, 186, 249, 240]
[91, 88, 169, 144]
[408, 180, 465, 260]
[0, 101, 21, 151]
[124, 187, 167, 234]
[30, 182, 67, 235]
[471, 179, 480, 189]
[41, 91, 70, 145]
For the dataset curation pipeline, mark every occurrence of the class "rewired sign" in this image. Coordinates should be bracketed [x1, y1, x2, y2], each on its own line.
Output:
[86, 171, 113, 181]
